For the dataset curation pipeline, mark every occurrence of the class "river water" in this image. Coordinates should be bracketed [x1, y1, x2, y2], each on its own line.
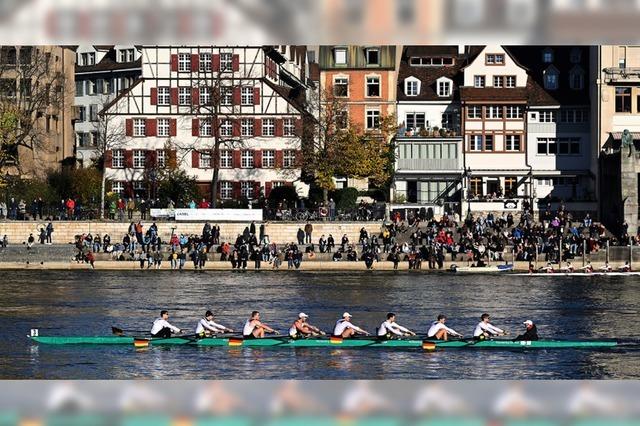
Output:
[1, 270, 639, 379]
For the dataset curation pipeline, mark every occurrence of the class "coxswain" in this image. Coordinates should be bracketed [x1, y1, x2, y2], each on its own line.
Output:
[150, 310, 182, 338]
[600, 261, 612, 272]
[513, 320, 539, 341]
[333, 312, 369, 338]
[288, 313, 325, 339]
[473, 313, 507, 341]
[427, 314, 463, 341]
[377, 313, 416, 339]
[242, 311, 279, 339]
[196, 310, 234, 337]
[618, 261, 631, 272]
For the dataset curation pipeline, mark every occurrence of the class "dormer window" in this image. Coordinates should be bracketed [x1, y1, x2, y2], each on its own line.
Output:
[543, 48, 554, 63]
[569, 66, 585, 90]
[334, 47, 347, 65]
[544, 66, 559, 90]
[117, 49, 135, 63]
[365, 48, 380, 66]
[570, 48, 582, 64]
[437, 77, 452, 97]
[80, 52, 95, 66]
[409, 57, 454, 67]
[404, 77, 420, 96]
[486, 54, 505, 65]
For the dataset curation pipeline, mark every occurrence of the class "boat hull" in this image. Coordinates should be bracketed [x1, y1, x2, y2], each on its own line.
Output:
[454, 265, 513, 273]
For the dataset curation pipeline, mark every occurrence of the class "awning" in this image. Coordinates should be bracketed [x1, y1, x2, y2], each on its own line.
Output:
[611, 132, 640, 140]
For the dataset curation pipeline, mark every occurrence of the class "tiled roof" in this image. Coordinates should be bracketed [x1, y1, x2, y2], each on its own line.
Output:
[459, 85, 529, 102]
[76, 48, 141, 74]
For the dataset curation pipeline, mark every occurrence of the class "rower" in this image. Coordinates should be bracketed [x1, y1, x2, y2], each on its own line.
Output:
[540, 262, 554, 274]
[242, 311, 279, 339]
[473, 313, 507, 341]
[333, 312, 369, 338]
[619, 261, 631, 272]
[427, 314, 463, 341]
[150, 310, 182, 338]
[289, 312, 325, 339]
[600, 261, 612, 272]
[196, 310, 234, 337]
[513, 320, 539, 341]
[563, 261, 574, 273]
[377, 313, 416, 339]
[582, 261, 594, 273]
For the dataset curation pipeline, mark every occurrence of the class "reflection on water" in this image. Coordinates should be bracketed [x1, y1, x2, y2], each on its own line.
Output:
[1, 270, 639, 379]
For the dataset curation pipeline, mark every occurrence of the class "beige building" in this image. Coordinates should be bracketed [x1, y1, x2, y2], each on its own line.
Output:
[0, 45, 76, 178]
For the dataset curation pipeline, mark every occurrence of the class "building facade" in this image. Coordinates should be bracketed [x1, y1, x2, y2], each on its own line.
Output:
[74, 45, 142, 168]
[102, 45, 309, 202]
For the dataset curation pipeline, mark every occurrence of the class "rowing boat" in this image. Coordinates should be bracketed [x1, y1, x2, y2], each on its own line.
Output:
[453, 265, 513, 273]
[29, 335, 618, 349]
[512, 272, 640, 277]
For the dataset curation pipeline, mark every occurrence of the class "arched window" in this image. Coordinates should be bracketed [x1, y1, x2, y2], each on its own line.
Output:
[544, 65, 559, 90]
[569, 66, 585, 90]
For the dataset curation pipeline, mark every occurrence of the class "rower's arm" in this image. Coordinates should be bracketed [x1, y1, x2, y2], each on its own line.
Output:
[445, 325, 462, 336]
[167, 321, 181, 333]
[486, 324, 505, 335]
[257, 321, 275, 333]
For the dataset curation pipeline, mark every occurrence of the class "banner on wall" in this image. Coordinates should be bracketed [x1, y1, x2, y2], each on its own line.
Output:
[150, 208, 263, 222]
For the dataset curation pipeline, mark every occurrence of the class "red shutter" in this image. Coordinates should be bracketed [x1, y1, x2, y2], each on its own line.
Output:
[253, 181, 261, 198]
[150, 87, 158, 105]
[169, 119, 177, 136]
[295, 118, 302, 137]
[170, 54, 178, 72]
[192, 150, 200, 168]
[124, 150, 133, 168]
[233, 150, 241, 168]
[254, 118, 262, 136]
[146, 150, 157, 168]
[192, 119, 200, 137]
[265, 181, 273, 198]
[233, 182, 242, 200]
[105, 150, 113, 168]
[232, 120, 241, 137]
[275, 150, 283, 168]
[254, 150, 262, 168]
[125, 119, 133, 137]
[192, 87, 200, 105]
[275, 119, 284, 136]
[168, 150, 177, 167]
[233, 87, 241, 105]
[295, 150, 303, 168]
[146, 119, 157, 137]
[170, 88, 178, 105]
[191, 54, 199, 72]
[253, 87, 260, 105]
[212, 54, 220, 71]
[232, 54, 240, 71]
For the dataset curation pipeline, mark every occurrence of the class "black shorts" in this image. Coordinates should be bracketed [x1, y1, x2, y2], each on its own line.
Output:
[243, 334, 256, 340]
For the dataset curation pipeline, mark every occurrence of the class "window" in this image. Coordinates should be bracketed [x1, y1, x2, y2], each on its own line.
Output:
[505, 135, 521, 151]
[486, 105, 503, 119]
[200, 86, 211, 106]
[200, 151, 211, 168]
[158, 87, 170, 105]
[543, 48, 554, 63]
[200, 119, 212, 137]
[468, 106, 482, 119]
[504, 177, 517, 195]
[157, 118, 170, 137]
[111, 182, 124, 194]
[241, 119, 254, 137]
[405, 113, 426, 131]
[366, 76, 380, 97]
[537, 137, 580, 155]
[405, 79, 419, 96]
[438, 80, 451, 97]
[334, 48, 347, 65]
[474, 75, 485, 88]
[486, 54, 505, 65]
[82, 52, 95, 66]
[157, 150, 166, 168]
[540, 111, 556, 123]
[178, 53, 191, 72]
[365, 48, 379, 65]
[505, 76, 516, 88]
[283, 118, 295, 136]
[178, 87, 191, 105]
[615, 87, 631, 112]
[442, 113, 454, 130]
[283, 150, 296, 168]
[570, 68, 584, 90]
[221, 87, 232, 106]
[570, 48, 582, 64]
[112, 150, 124, 168]
[199, 53, 212, 72]
[220, 150, 233, 168]
[262, 118, 275, 136]
[89, 104, 98, 122]
[262, 150, 275, 168]
[133, 150, 145, 168]
[469, 177, 483, 196]
[334, 77, 349, 97]
[118, 49, 134, 63]
[470, 135, 483, 151]
[336, 110, 348, 129]
[133, 119, 146, 137]
[544, 67, 559, 90]
[561, 109, 587, 123]
[77, 106, 86, 122]
[505, 106, 523, 119]
[241, 150, 254, 168]
[220, 182, 233, 199]
[409, 57, 454, 67]
[87, 80, 96, 95]
[239, 86, 253, 105]
[493, 76, 504, 88]
[220, 120, 233, 137]
[484, 134, 494, 151]
[366, 109, 380, 129]
[220, 52, 233, 72]
[75, 81, 83, 96]
[241, 181, 254, 199]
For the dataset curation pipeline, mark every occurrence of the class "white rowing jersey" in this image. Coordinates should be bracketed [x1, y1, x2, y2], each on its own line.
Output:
[243, 320, 257, 336]
[377, 320, 409, 336]
[334, 319, 365, 336]
[473, 321, 504, 337]
[150, 318, 180, 335]
[427, 321, 461, 338]
[196, 318, 227, 334]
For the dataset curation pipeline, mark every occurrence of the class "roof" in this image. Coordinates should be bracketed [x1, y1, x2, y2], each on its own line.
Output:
[262, 78, 307, 114]
[403, 45, 460, 57]
[460, 85, 528, 102]
[76, 48, 142, 74]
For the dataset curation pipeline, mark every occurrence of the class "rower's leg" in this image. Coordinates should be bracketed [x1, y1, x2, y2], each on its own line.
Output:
[342, 328, 355, 338]
[435, 329, 448, 341]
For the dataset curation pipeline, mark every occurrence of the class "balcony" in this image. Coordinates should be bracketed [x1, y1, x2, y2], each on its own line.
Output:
[396, 158, 460, 171]
[604, 67, 640, 83]
[396, 126, 461, 139]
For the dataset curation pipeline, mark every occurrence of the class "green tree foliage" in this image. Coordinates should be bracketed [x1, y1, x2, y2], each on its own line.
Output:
[156, 168, 200, 207]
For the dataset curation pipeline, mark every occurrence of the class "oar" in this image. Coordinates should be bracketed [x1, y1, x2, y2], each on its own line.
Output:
[112, 326, 150, 336]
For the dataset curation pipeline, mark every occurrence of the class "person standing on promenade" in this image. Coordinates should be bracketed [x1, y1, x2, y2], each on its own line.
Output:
[327, 234, 335, 252]
[296, 228, 305, 245]
[117, 198, 125, 222]
[126, 198, 136, 220]
[304, 222, 313, 244]
[46, 222, 54, 244]
[329, 198, 336, 221]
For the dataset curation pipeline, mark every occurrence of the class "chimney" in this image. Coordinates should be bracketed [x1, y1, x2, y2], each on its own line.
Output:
[458, 45, 466, 55]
